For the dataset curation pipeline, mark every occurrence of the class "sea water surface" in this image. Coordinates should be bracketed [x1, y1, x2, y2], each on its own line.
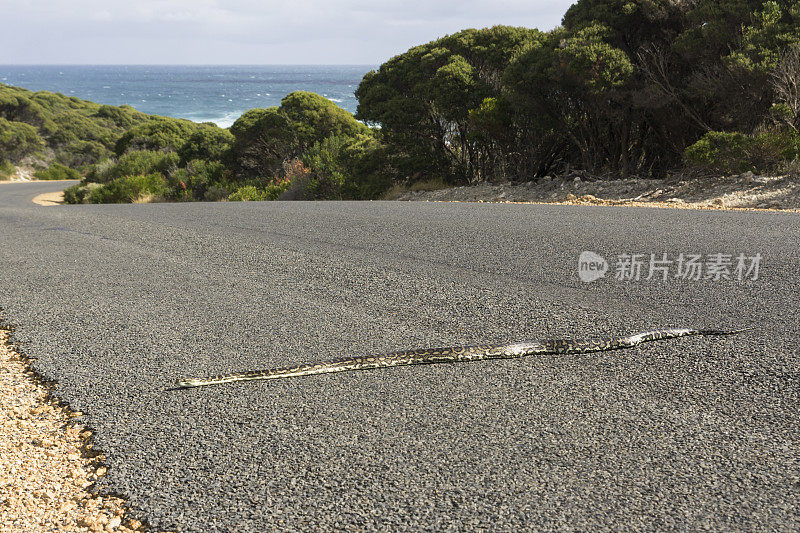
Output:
[0, 65, 373, 128]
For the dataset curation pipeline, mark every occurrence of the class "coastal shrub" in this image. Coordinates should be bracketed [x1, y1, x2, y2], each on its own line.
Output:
[0, 159, 15, 180]
[299, 134, 393, 200]
[203, 184, 232, 202]
[0, 93, 50, 127]
[228, 185, 268, 201]
[230, 95, 373, 180]
[227, 177, 291, 202]
[55, 140, 110, 169]
[280, 91, 371, 150]
[114, 118, 202, 155]
[684, 132, 754, 172]
[62, 183, 84, 203]
[164, 159, 229, 201]
[275, 159, 317, 200]
[94, 105, 144, 129]
[230, 107, 297, 178]
[685, 130, 800, 173]
[301, 136, 348, 199]
[337, 135, 394, 199]
[85, 173, 167, 204]
[88, 150, 179, 183]
[0, 117, 44, 162]
[1, 84, 151, 170]
[177, 128, 234, 165]
[33, 163, 81, 180]
[63, 182, 102, 204]
[50, 110, 115, 148]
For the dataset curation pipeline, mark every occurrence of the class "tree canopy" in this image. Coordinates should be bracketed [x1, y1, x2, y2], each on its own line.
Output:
[357, 2, 800, 182]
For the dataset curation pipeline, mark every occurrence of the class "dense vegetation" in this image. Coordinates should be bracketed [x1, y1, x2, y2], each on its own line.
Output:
[60, 90, 389, 203]
[0, 84, 153, 179]
[4, 0, 800, 201]
[356, 0, 800, 183]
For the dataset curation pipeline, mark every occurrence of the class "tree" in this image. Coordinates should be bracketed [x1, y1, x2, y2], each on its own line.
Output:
[229, 107, 297, 178]
[229, 92, 374, 180]
[280, 91, 370, 150]
[356, 26, 542, 184]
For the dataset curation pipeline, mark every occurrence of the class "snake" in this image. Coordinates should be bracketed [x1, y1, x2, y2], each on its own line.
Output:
[175, 327, 747, 389]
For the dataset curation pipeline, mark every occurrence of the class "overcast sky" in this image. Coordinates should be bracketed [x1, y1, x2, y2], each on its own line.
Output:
[1, 1, 575, 64]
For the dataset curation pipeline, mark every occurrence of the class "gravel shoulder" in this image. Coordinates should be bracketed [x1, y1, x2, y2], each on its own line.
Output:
[0, 327, 154, 532]
[395, 172, 800, 211]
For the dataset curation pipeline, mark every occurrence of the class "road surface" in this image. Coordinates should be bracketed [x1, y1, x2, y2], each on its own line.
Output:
[0, 181, 797, 531]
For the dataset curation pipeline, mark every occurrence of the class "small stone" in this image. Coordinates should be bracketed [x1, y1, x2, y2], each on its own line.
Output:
[564, 193, 577, 201]
[108, 516, 122, 529]
[96, 466, 107, 477]
[713, 198, 725, 208]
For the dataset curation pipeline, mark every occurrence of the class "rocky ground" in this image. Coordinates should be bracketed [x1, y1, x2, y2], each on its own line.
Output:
[0, 328, 159, 532]
[394, 171, 800, 211]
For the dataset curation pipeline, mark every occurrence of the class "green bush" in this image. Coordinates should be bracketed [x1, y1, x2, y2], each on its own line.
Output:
[228, 185, 269, 201]
[1, 84, 151, 169]
[114, 118, 205, 155]
[230, 107, 297, 178]
[0, 117, 44, 162]
[87, 150, 179, 183]
[685, 130, 800, 173]
[299, 134, 393, 200]
[33, 162, 81, 180]
[94, 105, 143, 129]
[280, 91, 371, 150]
[263, 181, 291, 200]
[162, 159, 229, 201]
[56, 140, 111, 169]
[63, 182, 102, 204]
[50, 110, 115, 148]
[203, 184, 232, 201]
[177, 128, 234, 165]
[0, 159, 15, 180]
[85, 173, 167, 203]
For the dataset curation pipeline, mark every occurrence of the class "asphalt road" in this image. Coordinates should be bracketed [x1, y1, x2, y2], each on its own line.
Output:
[0, 181, 798, 531]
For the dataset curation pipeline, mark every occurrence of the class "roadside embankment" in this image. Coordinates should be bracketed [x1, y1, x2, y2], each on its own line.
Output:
[393, 172, 800, 211]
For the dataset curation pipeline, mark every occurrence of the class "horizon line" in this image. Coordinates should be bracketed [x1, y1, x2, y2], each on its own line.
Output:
[0, 63, 380, 67]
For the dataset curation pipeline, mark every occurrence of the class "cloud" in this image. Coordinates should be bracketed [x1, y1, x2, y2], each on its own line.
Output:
[0, 0, 574, 64]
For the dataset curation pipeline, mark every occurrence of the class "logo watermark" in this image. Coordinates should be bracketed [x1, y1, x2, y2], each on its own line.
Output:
[578, 251, 610, 282]
[578, 251, 762, 283]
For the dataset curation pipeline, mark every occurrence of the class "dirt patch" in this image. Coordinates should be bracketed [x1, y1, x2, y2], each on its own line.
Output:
[395, 172, 800, 212]
[0, 327, 161, 532]
[32, 191, 65, 206]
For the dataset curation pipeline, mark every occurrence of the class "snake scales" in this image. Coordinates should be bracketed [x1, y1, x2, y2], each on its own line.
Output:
[176, 327, 746, 389]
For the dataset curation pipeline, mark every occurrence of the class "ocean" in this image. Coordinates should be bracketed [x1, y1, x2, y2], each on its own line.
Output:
[0, 65, 375, 128]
